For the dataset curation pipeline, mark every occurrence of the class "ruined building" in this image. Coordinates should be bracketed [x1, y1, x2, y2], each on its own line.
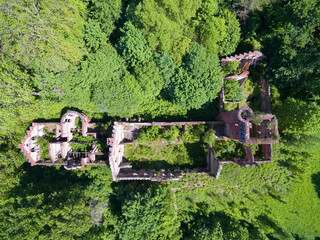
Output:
[106, 106, 279, 181]
[216, 107, 278, 166]
[107, 121, 220, 181]
[20, 111, 105, 170]
[222, 51, 265, 87]
[20, 51, 279, 181]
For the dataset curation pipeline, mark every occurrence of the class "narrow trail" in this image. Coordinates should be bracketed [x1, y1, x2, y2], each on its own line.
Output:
[171, 188, 180, 214]
[260, 75, 271, 113]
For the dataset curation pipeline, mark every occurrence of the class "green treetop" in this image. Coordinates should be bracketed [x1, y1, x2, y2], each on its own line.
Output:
[169, 43, 223, 109]
[0, 0, 87, 72]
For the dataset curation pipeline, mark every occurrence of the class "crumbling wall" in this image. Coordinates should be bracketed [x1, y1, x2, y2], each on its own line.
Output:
[107, 121, 219, 181]
[20, 111, 101, 168]
[20, 122, 60, 166]
[207, 147, 222, 179]
[108, 123, 124, 181]
[221, 51, 265, 66]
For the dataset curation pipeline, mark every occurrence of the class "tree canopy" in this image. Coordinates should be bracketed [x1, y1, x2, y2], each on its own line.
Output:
[169, 43, 223, 109]
[1, 0, 320, 239]
[0, 0, 87, 72]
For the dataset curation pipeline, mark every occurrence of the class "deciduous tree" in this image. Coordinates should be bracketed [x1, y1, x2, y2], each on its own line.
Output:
[170, 43, 223, 109]
[0, 0, 87, 72]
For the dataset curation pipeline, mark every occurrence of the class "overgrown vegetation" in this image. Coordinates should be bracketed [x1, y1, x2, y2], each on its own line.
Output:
[71, 133, 94, 143]
[70, 143, 92, 152]
[1, 0, 320, 239]
[224, 79, 244, 102]
[36, 137, 51, 160]
[222, 61, 241, 76]
[35, 126, 56, 161]
[212, 139, 245, 160]
[124, 125, 207, 169]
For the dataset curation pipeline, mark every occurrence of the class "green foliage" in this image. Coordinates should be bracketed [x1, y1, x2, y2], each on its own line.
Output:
[33, 65, 95, 110]
[137, 126, 180, 144]
[1, 0, 320, 239]
[255, 0, 320, 99]
[70, 143, 92, 152]
[125, 143, 196, 167]
[0, 0, 87, 72]
[218, 10, 241, 56]
[34, 47, 147, 117]
[202, 129, 216, 146]
[0, 167, 94, 239]
[197, 2, 241, 56]
[222, 61, 241, 76]
[275, 97, 320, 137]
[132, 61, 163, 101]
[183, 209, 269, 240]
[212, 139, 245, 160]
[181, 125, 206, 143]
[125, 125, 207, 168]
[224, 79, 244, 102]
[116, 184, 182, 240]
[117, 22, 153, 68]
[170, 43, 223, 109]
[86, 0, 122, 38]
[36, 137, 50, 160]
[75, 117, 82, 130]
[136, 126, 162, 143]
[0, 59, 33, 108]
[93, 72, 143, 117]
[126, 0, 201, 64]
[155, 52, 176, 89]
[251, 116, 264, 126]
[71, 134, 93, 143]
[84, 19, 108, 51]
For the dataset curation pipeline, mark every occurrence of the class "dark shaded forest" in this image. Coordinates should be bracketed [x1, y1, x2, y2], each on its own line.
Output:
[0, 0, 320, 239]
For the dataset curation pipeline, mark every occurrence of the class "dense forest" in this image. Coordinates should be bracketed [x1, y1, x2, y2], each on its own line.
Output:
[0, 0, 320, 239]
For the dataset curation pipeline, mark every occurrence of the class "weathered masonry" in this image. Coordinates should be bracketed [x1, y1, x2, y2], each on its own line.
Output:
[20, 108, 279, 181]
[20, 111, 106, 170]
[107, 121, 222, 181]
[106, 106, 279, 181]
[20, 51, 279, 181]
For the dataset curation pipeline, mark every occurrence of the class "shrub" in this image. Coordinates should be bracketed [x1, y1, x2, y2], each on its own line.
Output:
[224, 79, 244, 102]
[223, 61, 241, 76]
[202, 129, 216, 146]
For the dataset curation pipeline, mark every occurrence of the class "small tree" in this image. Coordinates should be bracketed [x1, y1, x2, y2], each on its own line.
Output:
[170, 43, 223, 109]
[222, 61, 241, 76]
[275, 97, 320, 137]
[117, 22, 153, 68]
[224, 79, 244, 102]
[202, 129, 216, 146]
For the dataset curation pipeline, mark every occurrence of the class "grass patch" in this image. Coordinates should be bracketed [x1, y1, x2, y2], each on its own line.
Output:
[124, 125, 208, 170]
[212, 139, 246, 160]
[71, 133, 93, 143]
[36, 137, 51, 160]
[70, 143, 92, 152]
[36, 125, 56, 160]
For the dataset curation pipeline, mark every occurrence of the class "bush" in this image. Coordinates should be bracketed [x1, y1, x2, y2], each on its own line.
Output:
[202, 129, 216, 146]
[138, 126, 181, 143]
[181, 125, 206, 143]
[137, 126, 162, 143]
[223, 61, 241, 76]
[36, 137, 51, 160]
[70, 143, 92, 152]
[162, 126, 180, 142]
[224, 79, 244, 102]
[212, 139, 245, 160]
[71, 133, 93, 143]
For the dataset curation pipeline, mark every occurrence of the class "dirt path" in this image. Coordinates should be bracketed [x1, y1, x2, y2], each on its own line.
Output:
[171, 188, 180, 214]
[260, 75, 271, 113]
